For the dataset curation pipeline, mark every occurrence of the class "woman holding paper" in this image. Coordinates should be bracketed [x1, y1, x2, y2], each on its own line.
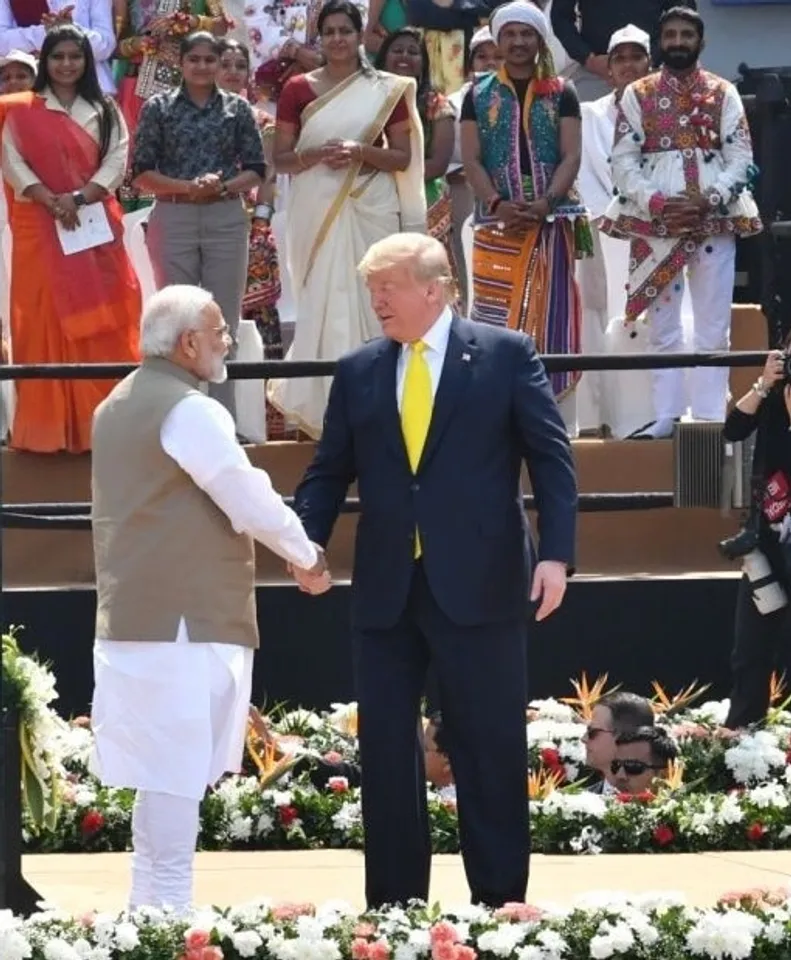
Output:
[1, 24, 141, 454]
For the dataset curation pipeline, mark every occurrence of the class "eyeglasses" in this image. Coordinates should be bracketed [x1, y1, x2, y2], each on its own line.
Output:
[610, 759, 663, 776]
[586, 725, 613, 740]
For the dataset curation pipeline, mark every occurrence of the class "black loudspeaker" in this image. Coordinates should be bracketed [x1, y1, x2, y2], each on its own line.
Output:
[736, 65, 791, 344]
[0, 709, 43, 915]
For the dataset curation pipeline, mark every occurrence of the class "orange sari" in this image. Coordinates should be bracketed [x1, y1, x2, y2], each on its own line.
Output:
[3, 93, 141, 453]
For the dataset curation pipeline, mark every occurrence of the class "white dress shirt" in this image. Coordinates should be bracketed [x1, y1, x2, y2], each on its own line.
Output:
[0, 0, 116, 94]
[396, 306, 453, 411]
[91, 391, 317, 799]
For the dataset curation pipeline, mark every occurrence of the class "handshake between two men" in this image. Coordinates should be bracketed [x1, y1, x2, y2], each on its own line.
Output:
[288, 544, 332, 596]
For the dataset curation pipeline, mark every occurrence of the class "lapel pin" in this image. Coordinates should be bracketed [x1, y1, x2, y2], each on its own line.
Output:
[461, 353, 471, 362]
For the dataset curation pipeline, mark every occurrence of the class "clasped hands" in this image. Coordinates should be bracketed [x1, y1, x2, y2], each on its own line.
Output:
[288, 543, 332, 596]
[186, 172, 225, 201]
[302, 140, 364, 171]
[496, 198, 551, 231]
[41, 4, 73, 26]
[660, 191, 714, 232]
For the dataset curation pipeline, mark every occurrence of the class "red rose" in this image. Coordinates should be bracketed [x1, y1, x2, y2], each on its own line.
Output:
[540, 747, 561, 768]
[653, 824, 675, 847]
[616, 793, 633, 803]
[278, 804, 299, 827]
[80, 810, 105, 837]
[327, 776, 349, 793]
[635, 790, 655, 803]
[747, 822, 767, 842]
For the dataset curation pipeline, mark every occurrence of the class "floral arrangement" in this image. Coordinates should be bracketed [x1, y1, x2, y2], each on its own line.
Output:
[4, 890, 791, 960]
[1, 630, 69, 831]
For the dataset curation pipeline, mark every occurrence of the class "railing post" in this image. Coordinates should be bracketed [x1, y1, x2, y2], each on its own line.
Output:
[0, 706, 43, 915]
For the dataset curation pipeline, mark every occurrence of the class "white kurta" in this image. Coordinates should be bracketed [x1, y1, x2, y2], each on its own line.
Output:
[577, 91, 695, 436]
[0, 0, 116, 94]
[90, 392, 318, 800]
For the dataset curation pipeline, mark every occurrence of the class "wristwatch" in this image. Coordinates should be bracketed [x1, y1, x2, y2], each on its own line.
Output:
[72, 190, 87, 208]
[752, 378, 769, 399]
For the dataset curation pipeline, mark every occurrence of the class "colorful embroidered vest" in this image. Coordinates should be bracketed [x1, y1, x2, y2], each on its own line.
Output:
[472, 71, 582, 222]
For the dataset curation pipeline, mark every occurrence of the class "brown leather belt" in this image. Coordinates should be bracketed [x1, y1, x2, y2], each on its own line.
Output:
[156, 194, 231, 205]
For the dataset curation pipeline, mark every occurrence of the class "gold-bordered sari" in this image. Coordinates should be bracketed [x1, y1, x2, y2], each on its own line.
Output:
[268, 69, 426, 438]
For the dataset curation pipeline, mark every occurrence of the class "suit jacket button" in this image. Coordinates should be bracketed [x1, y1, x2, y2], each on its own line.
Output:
[410, 482, 420, 492]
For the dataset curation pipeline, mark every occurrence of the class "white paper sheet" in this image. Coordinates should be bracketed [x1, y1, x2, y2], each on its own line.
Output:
[56, 202, 113, 256]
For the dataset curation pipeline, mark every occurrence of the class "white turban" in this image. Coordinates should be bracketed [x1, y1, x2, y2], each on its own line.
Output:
[490, 1, 549, 45]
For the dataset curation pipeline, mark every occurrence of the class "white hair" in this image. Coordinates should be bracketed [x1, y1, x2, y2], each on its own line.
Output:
[139, 285, 216, 358]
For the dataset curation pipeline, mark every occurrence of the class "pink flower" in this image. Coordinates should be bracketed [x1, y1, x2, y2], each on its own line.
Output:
[430, 922, 459, 945]
[354, 923, 377, 938]
[455, 947, 477, 960]
[200, 949, 224, 960]
[78, 911, 96, 927]
[369, 939, 391, 960]
[432, 942, 457, 960]
[271, 902, 315, 921]
[185, 930, 211, 951]
[324, 751, 343, 764]
[494, 903, 544, 922]
[328, 776, 349, 793]
[352, 938, 371, 960]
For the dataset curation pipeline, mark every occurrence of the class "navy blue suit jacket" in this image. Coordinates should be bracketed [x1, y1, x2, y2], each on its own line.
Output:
[293, 316, 578, 630]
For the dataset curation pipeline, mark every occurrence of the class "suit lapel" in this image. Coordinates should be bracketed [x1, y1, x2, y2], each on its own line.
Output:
[374, 338, 410, 467]
[419, 316, 477, 472]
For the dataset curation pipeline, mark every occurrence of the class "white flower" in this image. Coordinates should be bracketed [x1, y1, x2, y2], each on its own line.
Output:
[589, 921, 634, 959]
[686, 911, 763, 959]
[716, 794, 744, 826]
[328, 703, 358, 735]
[527, 700, 576, 722]
[477, 924, 528, 955]
[569, 826, 602, 855]
[232, 930, 264, 957]
[229, 814, 253, 841]
[394, 944, 421, 960]
[516, 948, 544, 960]
[538, 792, 607, 819]
[747, 782, 789, 809]
[113, 922, 140, 951]
[0, 930, 32, 960]
[43, 939, 82, 960]
[256, 813, 275, 836]
[725, 731, 787, 783]
[332, 802, 362, 833]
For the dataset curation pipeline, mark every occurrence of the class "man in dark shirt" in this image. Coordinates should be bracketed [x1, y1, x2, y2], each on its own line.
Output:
[550, 0, 697, 101]
[132, 32, 265, 422]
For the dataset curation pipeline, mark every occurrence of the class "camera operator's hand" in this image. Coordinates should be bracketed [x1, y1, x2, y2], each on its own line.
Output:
[762, 351, 785, 389]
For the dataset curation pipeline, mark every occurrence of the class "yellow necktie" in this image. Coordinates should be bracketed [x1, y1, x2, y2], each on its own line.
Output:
[401, 340, 432, 557]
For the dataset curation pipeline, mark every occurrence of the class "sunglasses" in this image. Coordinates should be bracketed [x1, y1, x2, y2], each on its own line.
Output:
[586, 725, 613, 740]
[610, 759, 663, 776]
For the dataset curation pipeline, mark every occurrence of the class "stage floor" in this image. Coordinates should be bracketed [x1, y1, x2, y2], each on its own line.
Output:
[22, 849, 791, 914]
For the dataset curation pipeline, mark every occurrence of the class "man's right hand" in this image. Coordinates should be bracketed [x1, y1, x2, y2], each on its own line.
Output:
[662, 197, 703, 231]
[289, 544, 332, 595]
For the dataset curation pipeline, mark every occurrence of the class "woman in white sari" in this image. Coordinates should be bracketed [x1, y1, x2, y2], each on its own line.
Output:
[269, 0, 425, 438]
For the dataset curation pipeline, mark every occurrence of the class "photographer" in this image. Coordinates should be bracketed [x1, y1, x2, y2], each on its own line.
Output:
[724, 349, 791, 729]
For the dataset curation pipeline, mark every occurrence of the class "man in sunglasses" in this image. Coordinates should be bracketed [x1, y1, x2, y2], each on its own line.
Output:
[583, 692, 654, 793]
[611, 726, 679, 795]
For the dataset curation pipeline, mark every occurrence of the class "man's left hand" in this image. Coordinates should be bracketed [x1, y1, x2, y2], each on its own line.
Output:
[530, 560, 568, 621]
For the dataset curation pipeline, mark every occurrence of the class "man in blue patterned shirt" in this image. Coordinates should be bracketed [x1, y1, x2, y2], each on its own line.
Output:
[132, 31, 265, 422]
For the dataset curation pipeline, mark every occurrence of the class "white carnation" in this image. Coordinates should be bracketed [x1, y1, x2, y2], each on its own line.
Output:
[477, 924, 528, 955]
[113, 922, 140, 951]
[232, 930, 264, 957]
[43, 939, 82, 960]
[0, 930, 32, 960]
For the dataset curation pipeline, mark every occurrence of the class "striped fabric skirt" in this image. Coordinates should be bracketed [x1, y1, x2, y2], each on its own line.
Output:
[471, 219, 582, 399]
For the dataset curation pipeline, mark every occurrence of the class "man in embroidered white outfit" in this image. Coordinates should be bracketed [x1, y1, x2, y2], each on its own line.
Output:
[0, 0, 116, 94]
[90, 284, 328, 914]
[576, 24, 651, 436]
[600, 6, 762, 440]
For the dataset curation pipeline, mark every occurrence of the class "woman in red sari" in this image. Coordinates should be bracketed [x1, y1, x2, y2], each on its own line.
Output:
[1, 24, 141, 454]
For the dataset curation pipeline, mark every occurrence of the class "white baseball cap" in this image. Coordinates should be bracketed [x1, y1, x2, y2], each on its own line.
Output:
[0, 50, 37, 73]
[607, 24, 651, 56]
[470, 26, 495, 54]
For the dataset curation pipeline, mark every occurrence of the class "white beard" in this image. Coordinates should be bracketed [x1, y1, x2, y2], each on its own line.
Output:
[208, 358, 228, 384]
